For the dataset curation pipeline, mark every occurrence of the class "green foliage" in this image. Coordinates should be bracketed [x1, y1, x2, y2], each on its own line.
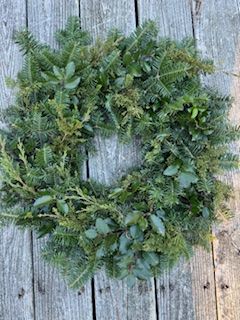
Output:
[0, 17, 239, 288]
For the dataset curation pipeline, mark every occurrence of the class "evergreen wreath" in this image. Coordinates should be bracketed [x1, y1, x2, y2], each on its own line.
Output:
[0, 17, 239, 288]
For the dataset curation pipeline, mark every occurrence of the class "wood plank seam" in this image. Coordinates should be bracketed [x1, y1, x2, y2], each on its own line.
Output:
[189, 0, 196, 38]
[192, 1, 240, 318]
[30, 232, 37, 320]
[154, 278, 159, 320]
[211, 241, 220, 320]
[134, 0, 139, 26]
[26, 0, 37, 318]
[190, 3, 219, 319]
[0, 0, 36, 318]
[132, 0, 159, 317]
[86, 148, 97, 319]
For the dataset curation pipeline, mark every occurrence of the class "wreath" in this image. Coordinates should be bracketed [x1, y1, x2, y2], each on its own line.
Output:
[0, 17, 238, 288]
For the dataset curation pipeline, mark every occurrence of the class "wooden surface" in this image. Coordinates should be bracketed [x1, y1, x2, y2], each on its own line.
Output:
[0, 2, 34, 320]
[194, 1, 240, 319]
[0, 0, 240, 319]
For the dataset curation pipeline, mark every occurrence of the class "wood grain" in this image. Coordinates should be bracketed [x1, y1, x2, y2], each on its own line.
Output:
[0, 226, 34, 320]
[80, 1, 157, 319]
[137, 0, 193, 39]
[27, 1, 93, 319]
[32, 238, 93, 320]
[80, 0, 136, 41]
[137, 1, 218, 319]
[194, 0, 240, 318]
[27, 0, 80, 47]
[0, 1, 35, 319]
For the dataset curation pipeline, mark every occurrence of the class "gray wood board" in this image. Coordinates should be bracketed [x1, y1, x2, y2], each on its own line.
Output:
[0, 1, 34, 320]
[194, 0, 240, 318]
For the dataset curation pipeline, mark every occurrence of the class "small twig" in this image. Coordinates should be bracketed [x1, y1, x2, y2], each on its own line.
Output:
[216, 69, 240, 78]
[0, 213, 18, 219]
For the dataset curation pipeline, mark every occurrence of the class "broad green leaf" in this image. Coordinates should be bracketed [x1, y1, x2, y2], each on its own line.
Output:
[156, 209, 166, 219]
[33, 195, 53, 208]
[150, 214, 165, 236]
[109, 188, 123, 198]
[95, 218, 111, 234]
[85, 228, 97, 239]
[129, 225, 143, 240]
[53, 66, 63, 79]
[143, 252, 159, 266]
[179, 171, 198, 188]
[49, 80, 60, 85]
[115, 76, 125, 87]
[202, 207, 210, 218]
[125, 211, 141, 225]
[64, 77, 80, 89]
[41, 71, 57, 81]
[191, 107, 198, 119]
[133, 261, 152, 279]
[163, 165, 179, 176]
[65, 61, 75, 79]
[57, 199, 69, 215]
[83, 123, 93, 133]
[71, 95, 79, 105]
[119, 234, 131, 254]
[96, 246, 105, 257]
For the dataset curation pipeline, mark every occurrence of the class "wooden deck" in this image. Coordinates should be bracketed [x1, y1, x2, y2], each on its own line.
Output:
[1, 0, 240, 319]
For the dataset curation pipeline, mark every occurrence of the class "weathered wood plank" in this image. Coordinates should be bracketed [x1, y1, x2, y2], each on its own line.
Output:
[80, 0, 136, 41]
[27, 1, 93, 319]
[137, 1, 218, 319]
[194, 1, 240, 318]
[138, 0, 193, 39]
[27, 0, 80, 47]
[0, 227, 34, 320]
[0, 1, 35, 319]
[32, 238, 93, 320]
[80, 1, 158, 319]
[190, 247, 217, 320]
[155, 258, 194, 319]
[87, 135, 142, 185]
